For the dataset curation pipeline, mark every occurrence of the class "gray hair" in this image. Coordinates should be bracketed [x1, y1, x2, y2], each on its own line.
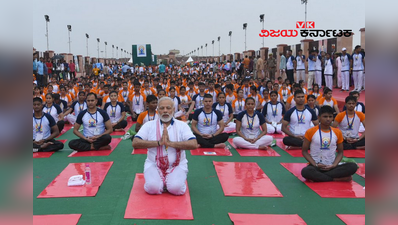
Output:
[158, 96, 175, 108]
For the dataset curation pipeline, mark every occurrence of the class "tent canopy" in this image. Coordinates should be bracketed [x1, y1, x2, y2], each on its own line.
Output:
[186, 56, 193, 63]
[128, 57, 133, 63]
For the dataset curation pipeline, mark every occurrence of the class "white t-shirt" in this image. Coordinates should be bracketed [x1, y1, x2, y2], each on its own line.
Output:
[192, 108, 223, 135]
[104, 102, 125, 123]
[283, 106, 317, 135]
[236, 111, 266, 139]
[42, 104, 62, 123]
[33, 113, 55, 140]
[76, 108, 110, 137]
[262, 101, 286, 123]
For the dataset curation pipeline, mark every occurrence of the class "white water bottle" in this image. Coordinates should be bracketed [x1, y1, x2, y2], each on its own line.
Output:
[85, 164, 91, 184]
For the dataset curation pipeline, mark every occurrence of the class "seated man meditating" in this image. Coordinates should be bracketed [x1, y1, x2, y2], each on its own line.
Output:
[233, 97, 273, 149]
[332, 96, 365, 150]
[33, 97, 64, 152]
[282, 90, 318, 148]
[68, 93, 112, 151]
[191, 94, 229, 148]
[132, 97, 197, 195]
[301, 106, 358, 182]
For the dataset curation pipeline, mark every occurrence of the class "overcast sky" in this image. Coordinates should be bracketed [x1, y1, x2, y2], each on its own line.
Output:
[32, 0, 365, 57]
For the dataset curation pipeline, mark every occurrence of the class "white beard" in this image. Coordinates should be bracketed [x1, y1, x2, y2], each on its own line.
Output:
[160, 114, 173, 122]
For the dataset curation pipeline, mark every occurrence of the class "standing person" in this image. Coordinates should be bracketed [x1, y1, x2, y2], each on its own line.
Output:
[351, 45, 365, 92]
[249, 56, 254, 74]
[33, 54, 38, 79]
[307, 50, 316, 90]
[267, 53, 277, 81]
[301, 106, 358, 182]
[253, 56, 258, 78]
[69, 60, 76, 80]
[256, 55, 264, 79]
[282, 90, 318, 147]
[46, 59, 53, 80]
[335, 53, 342, 89]
[233, 97, 273, 149]
[104, 91, 128, 131]
[279, 52, 286, 80]
[295, 49, 306, 83]
[262, 91, 286, 134]
[314, 50, 323, 87]
[33, 97, 64, 152]
[324, 53, 334, 90]
[68, 93, 113, 151]
[191, 94, 229, 148]
[158, 62, 166, 74]
[63, 60, 69, 80]
[36, 57, 44, 87]
[285, 50, 296, 85]
[242, 56, 250, 72]
[132, 97, 197, 195]
[340, 48, 352, 91]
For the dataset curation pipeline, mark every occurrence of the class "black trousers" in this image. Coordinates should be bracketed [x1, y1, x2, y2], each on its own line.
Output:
[113, 120, 128, 130]
[194, 133, 229, 148]
[36, 75, 43, 87]
[283, 136, 303, 147]
[301, 162, 358, 182]
[69, 134, 112, 151]
[286, 69, 294, 84]
[33, 139, 64, 152]
[131, 113, 140, 122]
[57, 120, 65, 133]
[343, 138, 365, 150]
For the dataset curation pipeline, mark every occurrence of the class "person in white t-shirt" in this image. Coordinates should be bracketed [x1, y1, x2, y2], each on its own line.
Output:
[103, 91, 127, 131]
[301, 106, 358, 182]
[132, 97, 197, 195]
[262, 91, 286, 134]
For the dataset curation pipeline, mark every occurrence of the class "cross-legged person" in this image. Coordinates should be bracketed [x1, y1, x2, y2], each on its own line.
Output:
[332, 96, 365, 150]
[233, 97, 273, 149]
[132, 97, 197, 195]
[64, 91, 87, 125]
[68, 93, 112, 151]
[262, 91, 286, 134]
[301, 106, 358, 182]
[282, 90, 318, 148]
[191, 94, 229, 148]
[33, 97, 64, 152]
[43, 93, 65, 133]
[212, 92, 235, 133]
[104, 91, 128, 131]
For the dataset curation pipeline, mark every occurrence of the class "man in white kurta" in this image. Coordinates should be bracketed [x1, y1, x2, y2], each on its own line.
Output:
[133, 97, 197, 195]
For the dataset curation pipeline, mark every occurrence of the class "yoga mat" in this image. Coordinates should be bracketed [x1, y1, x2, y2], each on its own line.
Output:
[343, 150, 365, 158]
[37, 161, 113, 198]
[33, 140, 67, 158]
[228, 139, 280, 157]
[68, 138, 121, 157]
[110, 121, 135, 136]
[124, 173, 193, 220]
[336, 214, 365, 225]
[276, 139, 306, 157]
[190, 147, 232, 156]
[228, 213, 307, 225]
[132, 148, 147, 154]
[356, 163, 365, 178]
[57, 123, 73, 137]
[33, 214, 81, 225]
[270, 133, 286, 139]
[213, 161, 283, 197]
[281, 163, 365, 198]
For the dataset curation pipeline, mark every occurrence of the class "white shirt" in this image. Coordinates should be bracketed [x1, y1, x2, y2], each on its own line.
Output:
[193, 108, 223, 135]
[284, 106, 317, 135]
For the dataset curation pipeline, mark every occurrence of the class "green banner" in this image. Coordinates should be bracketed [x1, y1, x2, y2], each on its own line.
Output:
[132, 44, 156, 66]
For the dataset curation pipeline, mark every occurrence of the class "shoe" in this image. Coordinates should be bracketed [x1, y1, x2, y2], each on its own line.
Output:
[339, 89, 344, 92]
[271, 139, 276, 147]
[33, 148, 39, 152]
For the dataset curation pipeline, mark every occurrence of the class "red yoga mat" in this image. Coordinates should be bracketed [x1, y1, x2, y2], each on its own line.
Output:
[228, 139, 280, 157]
[281, 163, 365, 198]
[57, 123, 73, 137]
[228, 213, 307, 225]
[213, 161, 283, 197]
[356, 163, 365, 178]
[37, 161, 113, 198]
[190, 147, 232, 156]
[336, 214, 365, 225]
[33, 140, 67, 158]
[33, 214, 81, 225]
[131, 148, 147, 154]
[68, 138, 121, 157]
[270, 133, 286, 139]
[343, 150, 365, 158]
[276, 139, 306, 157]
[110, 121, 135, 136]
[124, 173, 193, 220]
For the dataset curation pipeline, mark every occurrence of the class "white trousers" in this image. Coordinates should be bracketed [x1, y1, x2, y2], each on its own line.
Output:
[66, 114, 76, 125]
[266, 123, 282, 134]
[144, 163, 187, 196]
[353, 71, 363, 91]
[325, 75, 333, 90]
[174, 110, 185, 118]
[296, 70, 306, 83]
[307, 71, 314, 89]
[233, 135, 273, 149]
[217, 122, 236, 133]
[341, 71, 350, 90]
[315, 71, 322, 86]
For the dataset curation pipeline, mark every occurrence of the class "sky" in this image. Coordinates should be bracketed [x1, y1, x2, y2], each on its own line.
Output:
[32, 0, 365, 58]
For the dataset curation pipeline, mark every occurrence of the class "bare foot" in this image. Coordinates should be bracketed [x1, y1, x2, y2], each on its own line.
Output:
[40, 142, 53, 149]
[98, 145, 111, 150]
[258, 145, 268, 150]
[197, 144, 201, 148]
[114, 128, 124, 132]
[333, 176, 353, 182]
[214, 143, 226, 148]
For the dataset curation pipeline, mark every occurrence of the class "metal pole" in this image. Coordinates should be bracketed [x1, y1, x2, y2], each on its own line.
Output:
[68, 30, 71, 53]
[305, 1, 307, 38]
[97, 42, 99, 62]
[212, 44, 214, 57]
[245, 29, 247, 51]
[105, 43, 107, 58]
[46, 21, 49, 51]
[230, 36, 232, 55]
[262, 20, 264, 47]
[86, 38, 88, 56]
